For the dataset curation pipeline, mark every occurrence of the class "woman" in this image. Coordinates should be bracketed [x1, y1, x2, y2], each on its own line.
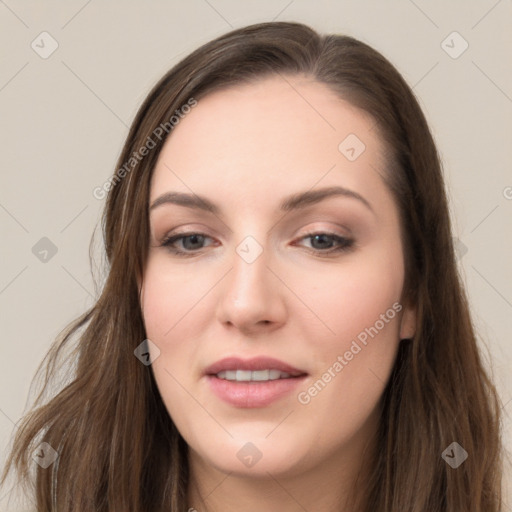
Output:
[1, 21, 504, 511]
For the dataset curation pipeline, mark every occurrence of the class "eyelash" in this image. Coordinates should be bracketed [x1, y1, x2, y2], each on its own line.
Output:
[159, 231, 355, 258]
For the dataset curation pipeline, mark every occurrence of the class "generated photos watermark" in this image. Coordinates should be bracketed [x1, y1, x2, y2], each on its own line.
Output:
[297, 301, 403, 405]
[93, 97, 197, 200]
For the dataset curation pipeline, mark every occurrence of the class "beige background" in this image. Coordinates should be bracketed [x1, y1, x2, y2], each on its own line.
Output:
[1, 1, 511, 509]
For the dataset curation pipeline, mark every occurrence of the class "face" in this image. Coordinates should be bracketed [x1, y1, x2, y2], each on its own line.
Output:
[140, 75, 416, 480]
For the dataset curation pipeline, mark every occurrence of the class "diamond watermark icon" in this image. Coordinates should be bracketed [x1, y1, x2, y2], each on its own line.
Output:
[236, 442, 263, 468]
[236, 236, 263, 264]
[32, 442, 58, 468]
[32, 237, 58, 263]
[441, 441, 468, 468]
[134, 339, 161, 366]
[453, 237, 468, 260]
[338, 133, 366, 161]
[441, 31, 469, 59]
[31, 31, 59, 59]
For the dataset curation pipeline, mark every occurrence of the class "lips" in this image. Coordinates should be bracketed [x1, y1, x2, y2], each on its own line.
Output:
[203, 356, 308, 408]
[203, 356, 307, 377]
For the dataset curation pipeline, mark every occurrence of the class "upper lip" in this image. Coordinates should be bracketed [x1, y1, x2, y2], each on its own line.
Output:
[204, 357, 308, 377]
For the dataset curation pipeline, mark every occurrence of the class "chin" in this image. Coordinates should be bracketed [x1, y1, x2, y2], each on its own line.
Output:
[191, 435, 312, 478]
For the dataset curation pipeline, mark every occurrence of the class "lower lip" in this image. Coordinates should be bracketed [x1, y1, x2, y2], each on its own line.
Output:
[205, 375, 307, 408]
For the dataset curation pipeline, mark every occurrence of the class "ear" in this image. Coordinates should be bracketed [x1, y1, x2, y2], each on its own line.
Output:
[399, 301, 417, 340]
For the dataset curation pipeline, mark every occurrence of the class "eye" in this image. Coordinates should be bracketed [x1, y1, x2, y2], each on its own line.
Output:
[294, 231, 354, 256]
[160, 232, 215, 256]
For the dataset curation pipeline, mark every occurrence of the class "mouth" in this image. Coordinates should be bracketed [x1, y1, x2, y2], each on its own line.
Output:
[203, 356, 308, 408]
[214, 369, 301, 382]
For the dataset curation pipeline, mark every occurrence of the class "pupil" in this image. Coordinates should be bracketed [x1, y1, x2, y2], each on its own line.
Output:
[185, 234, 203, 249]
[312, 234, 332, 249]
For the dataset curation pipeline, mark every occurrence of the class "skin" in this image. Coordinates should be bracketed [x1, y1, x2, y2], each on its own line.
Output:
[139, 75, 417, 512]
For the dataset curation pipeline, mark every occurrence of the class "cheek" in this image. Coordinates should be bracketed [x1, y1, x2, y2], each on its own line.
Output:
[294, 245, 404, 351]
[291, 246, 403, 394]
[141, 254, 207, 340]
[291, 250, 404, 435]
[141, 256, 171, 335]
[139, 258, 200, 412]
[140, 259, 203, 432]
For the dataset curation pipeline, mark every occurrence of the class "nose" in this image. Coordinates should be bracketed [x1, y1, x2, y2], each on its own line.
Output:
[216, 237, 287, 335]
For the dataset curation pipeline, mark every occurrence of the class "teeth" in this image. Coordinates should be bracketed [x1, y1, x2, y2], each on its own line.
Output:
[252, 370, 269, 381]
[236, 370, 251, 381]
[269, 369, 281, 380]
[215, 369, 292, 382]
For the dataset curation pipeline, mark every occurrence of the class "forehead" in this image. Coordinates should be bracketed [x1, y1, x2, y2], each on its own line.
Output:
[150, 75, 388, 214]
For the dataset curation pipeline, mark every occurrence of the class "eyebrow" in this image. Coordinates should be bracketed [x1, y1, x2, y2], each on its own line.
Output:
[149, 185, 374, 216]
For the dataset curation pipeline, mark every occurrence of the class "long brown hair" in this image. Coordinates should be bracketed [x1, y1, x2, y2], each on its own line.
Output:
[1, 21, 504, 511]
